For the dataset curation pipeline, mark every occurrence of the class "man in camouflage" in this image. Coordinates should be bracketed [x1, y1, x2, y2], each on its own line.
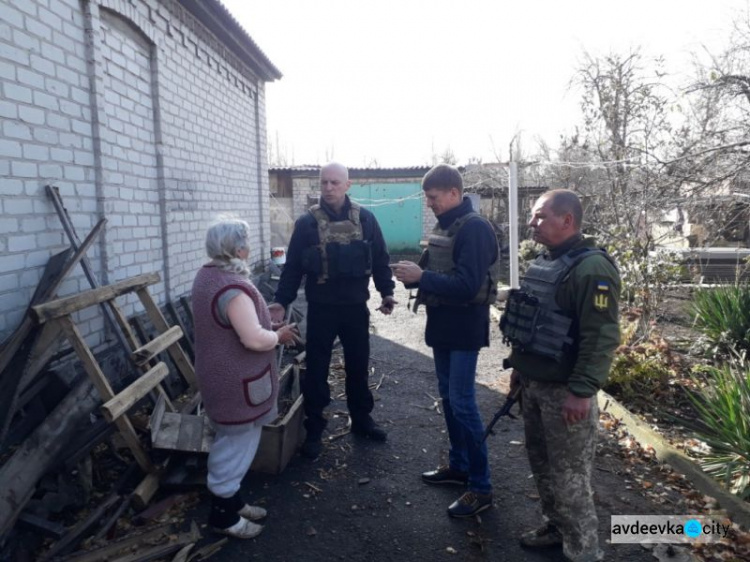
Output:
[501, 189, 620, 562]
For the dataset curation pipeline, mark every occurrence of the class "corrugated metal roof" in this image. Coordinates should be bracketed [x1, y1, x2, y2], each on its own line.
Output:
[269, 166, 436, 180]
[178, 0, 282, 82]
[269, 166, 434, 173]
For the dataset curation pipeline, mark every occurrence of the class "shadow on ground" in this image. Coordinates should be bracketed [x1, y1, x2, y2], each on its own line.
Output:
[184, 310, 660, 561]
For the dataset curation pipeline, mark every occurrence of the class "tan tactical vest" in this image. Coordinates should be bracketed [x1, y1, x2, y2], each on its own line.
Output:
[309, 202, 370, 283]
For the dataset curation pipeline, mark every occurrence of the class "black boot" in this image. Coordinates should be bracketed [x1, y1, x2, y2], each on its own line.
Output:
[209, 493, 243, 529]
[209, 493, 264, 539]
[351, 416, 387, 441]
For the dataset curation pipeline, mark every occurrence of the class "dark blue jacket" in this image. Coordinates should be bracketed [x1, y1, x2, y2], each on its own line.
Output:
[274, 196, 395, 307]
[421, 197, 497, 350]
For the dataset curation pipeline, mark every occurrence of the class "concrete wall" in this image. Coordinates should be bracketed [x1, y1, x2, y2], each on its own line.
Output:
[0, 0, 272, 347]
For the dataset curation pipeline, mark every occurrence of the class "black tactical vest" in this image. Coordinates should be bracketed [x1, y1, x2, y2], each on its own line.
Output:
[414, 212, 502, 309]
[499, 247, 610, 362]
[305, 202, 372, 284]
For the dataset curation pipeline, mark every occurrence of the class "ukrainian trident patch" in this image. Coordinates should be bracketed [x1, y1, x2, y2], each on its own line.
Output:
[594, 281, 610, 311]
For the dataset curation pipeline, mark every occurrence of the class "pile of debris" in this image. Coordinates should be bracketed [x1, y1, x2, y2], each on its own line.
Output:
[0, 186, 306, 561]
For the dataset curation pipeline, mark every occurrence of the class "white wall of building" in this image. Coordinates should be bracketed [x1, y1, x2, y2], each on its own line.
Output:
[0, 0, 274, 346]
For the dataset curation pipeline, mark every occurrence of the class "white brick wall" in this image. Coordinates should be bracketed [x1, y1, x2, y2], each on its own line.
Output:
[0, 0, 273, 345]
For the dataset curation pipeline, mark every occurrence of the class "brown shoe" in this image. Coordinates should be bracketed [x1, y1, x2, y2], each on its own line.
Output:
[447, 491, 493, 518]
[519, 522, 563, 548]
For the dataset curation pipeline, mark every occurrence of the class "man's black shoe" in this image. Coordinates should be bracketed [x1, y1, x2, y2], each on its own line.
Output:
[447, 491, 493, 518]
[350, 418, 387, 442]
[421, 465, 469, 486]
[300, 438, 322, 459]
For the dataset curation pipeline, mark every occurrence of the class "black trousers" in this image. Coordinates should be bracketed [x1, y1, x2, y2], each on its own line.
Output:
[303, 301, 373, 438]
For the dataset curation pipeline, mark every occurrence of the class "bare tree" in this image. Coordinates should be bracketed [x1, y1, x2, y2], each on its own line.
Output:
[681, 9, 750, 188]
[530, 50, 683, 334]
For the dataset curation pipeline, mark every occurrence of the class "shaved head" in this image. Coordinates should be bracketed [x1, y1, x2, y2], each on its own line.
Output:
[528, 189, 583, 248]
[320, 161, 349, 181]
[542, 189, 583, 229]
[319, 162, 352, 212]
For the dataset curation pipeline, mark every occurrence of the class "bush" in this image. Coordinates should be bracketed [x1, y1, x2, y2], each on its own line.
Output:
[604, 318, 679, 401]
[606, 244, 683, 338]
[518, 240, 544, 275]
[685, 361, 750, 499]
[691, 284, 750, 358]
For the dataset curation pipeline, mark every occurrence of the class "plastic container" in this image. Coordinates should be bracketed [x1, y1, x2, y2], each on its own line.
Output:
[271, 247, 286, 266]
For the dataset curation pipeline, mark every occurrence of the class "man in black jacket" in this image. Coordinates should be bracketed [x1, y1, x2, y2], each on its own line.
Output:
[271, 162, 397, 459]
[393, 164, 500, 518]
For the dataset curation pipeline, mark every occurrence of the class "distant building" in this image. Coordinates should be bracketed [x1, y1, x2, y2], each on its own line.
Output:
[270, 166, 433, 255]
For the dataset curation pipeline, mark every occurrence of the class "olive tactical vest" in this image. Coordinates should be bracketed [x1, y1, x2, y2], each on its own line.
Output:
[309, 202, 371, 283]
[499, 247, 611, 362]
[415, 212, 502, 309]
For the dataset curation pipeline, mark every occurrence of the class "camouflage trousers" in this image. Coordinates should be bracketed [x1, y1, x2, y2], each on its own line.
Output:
[521, 378, 602, 562]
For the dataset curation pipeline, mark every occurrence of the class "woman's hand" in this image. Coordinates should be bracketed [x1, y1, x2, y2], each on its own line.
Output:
[276, 323, 301, 346]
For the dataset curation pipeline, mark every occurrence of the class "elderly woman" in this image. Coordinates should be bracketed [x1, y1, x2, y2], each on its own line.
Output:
[192, 218, 298, 539]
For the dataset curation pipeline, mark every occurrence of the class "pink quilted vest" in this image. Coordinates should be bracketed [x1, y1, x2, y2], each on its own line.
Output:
[192, 265, 279, 425]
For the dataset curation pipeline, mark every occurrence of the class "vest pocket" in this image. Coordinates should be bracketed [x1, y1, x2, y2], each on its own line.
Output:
[243, 364, 273, 406]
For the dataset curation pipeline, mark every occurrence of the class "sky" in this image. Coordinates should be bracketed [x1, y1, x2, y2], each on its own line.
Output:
[220, 0, 748, 168]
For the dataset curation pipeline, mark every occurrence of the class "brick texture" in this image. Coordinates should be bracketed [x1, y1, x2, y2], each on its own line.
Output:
[0, 0, 273, 345]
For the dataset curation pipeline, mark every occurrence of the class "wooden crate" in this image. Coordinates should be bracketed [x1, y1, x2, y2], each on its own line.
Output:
[150, 363, 306, 475]
[250, 385, 305, 474]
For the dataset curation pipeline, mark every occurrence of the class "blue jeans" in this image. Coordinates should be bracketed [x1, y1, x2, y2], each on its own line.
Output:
[433, 347, 491, 494]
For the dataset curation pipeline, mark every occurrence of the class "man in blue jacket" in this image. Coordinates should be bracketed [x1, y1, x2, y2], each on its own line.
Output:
[393, 164, 501, 518]
[271, 162, 397, 460]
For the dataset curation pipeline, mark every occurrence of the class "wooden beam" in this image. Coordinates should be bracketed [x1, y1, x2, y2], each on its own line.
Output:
[92, 495, 131, 542]
[178, 390, 202, 415]
[106, 295, 145, 355]
[17, 320, 64, 396]
[58, 524, 175, 562]
[0, 321, 65, 447]
[148, 394, 167, 437]
[100, 522, 200, 562]
[32, 273, 160, 323]
[16, 512, 67, 539]
[39, 494, 121, 561]
[136, 289, 196, 389]
[0, 379, 99, 538]
[0, 219, 104, 376]
[0, 248, 71, 383]
[0, 218, 105, 379]
[131, 471, 160, 511]
[131, 326, 183, 366]
[100, 362, 169, 423]
[108, 301, 176, 414]
[114, 301, 175, 412]
[165, 301, 194, 360]
[178, 295, 193, 326]
[58, 317, 153, 473]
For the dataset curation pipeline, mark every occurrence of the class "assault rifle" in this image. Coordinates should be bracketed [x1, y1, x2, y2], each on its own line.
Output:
[482, 384, 521, 442]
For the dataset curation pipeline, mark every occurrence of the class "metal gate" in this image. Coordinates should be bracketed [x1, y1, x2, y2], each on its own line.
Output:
[349, 182, 423, 254]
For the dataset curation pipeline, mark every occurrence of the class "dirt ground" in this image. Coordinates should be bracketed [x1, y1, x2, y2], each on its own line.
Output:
[178, 282, 705, 562]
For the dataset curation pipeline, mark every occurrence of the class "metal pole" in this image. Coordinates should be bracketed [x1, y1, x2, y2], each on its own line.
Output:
[508, 162, 520, 288]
